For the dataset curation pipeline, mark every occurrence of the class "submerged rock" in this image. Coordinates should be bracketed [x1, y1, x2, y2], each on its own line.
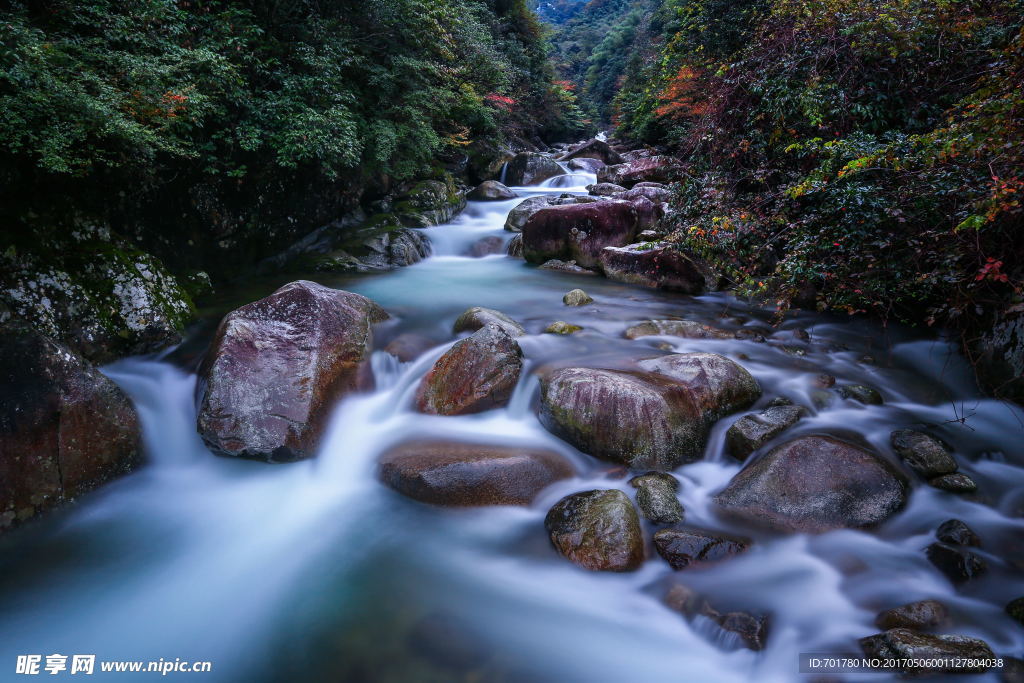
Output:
[860, 629, 994, 673]
[936, 519, 981, 547]
[630, 472, 684, 524]
[838, 384, 884, 405]
[624, 320, 731, 340]
[926, 543, 987, 584]
[452, 306, 526, 338]
[562, 289, 594, 306]
[875, 600, 950, 631]
[714, 435, 908, 533]
[521, 201, 640, 269]
[726, 404, 804, 460]
[600, 243, 716, 294]
[891, 429, 958, 478]
[415, 324, 522, 416]
[1006, 597, 1024, 626]
[379, 441, 572, 506]
[1, 322, 141, 532]
[503, 152, 564, 186]
[384, 333, 437, 363]
[466, 236, 505, 258]
[467, 180, 516, 201]
[544, 489, 644, 572]
[197, 281, 386, 462]
[653, 527, 750, 570]
[544, 321, 582, 335]
[540, 259, 595, 275]
[539, 354, 759, 469]
[703, 607, 770, 651]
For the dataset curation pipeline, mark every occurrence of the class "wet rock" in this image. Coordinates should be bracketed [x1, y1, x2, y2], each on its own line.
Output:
[559, 139, 624, 166]
[860, 629, 995, 673]
[617, 186, 672, 203]
[544, 321, 582, 335]
[503, 152, 564, 186]
[379, 441, 572, 506]
[544, 489, 644, 572]
[197, 281, 387, 462]
[567, 157, 605, 173]
[598, 156, 682, 187]
[522, 201, 640, 269]
[635, 181, 668, 189]
[814, 374, 837, 388]
[624, 320, 731, 340]
[726, 404, 804, 459]
[703, 607, 770, 651]
[504, 196, 555, 232]
[926, 543, 987, 583]
[466, 236, 505, 258]
[1006, 597, 1024, 626]
[1, 322, 141, 532]
[540, 354, 759, 469]
[625, 196, 664, 232]
[936, 519, 982, 547]
[891, 429, 958, 478]
[1002, 657, 1024, 683]
[506, 233, 523, 257]
[600, 242, 715, 294]
[630, 472, 684, 525]
[467, 180, 516, 201]
[539, 259, 595, 275]
[563, 289, 593, 306]
[929, 473, 978, 493]
[452, 306, 526, 338]
[415, 325, 522, 416]
[653, 527, 750, 570]
[587, 182, 627, 196]
[384, 333, 437, 362]
[714, 436, 909, 533]
[838, 384, 884, 405]
[875, 600, 949, 631]
[397, 176, 466, 226]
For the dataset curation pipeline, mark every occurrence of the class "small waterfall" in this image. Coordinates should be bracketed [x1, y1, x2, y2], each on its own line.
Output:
[499, 161, 508, 185]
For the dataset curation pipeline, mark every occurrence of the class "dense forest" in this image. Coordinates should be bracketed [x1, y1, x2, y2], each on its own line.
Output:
[549, 0, 1023, 400]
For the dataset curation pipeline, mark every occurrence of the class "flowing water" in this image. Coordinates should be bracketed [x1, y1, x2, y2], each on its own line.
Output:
[1, 171, 1023, 682]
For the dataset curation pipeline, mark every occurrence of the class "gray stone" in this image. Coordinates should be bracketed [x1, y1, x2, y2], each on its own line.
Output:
[630, 472, 684, 525]
[453, 306, 526, 338]
[726, 404, 804, 459]
[544, 489, 644, 572]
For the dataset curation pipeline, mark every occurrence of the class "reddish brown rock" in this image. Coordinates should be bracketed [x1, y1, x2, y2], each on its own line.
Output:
[415, 324, 523, 415]
[379, 441, 572, 506]
[197, 281, 387, 462]
[598, 156, 682, 186]
[384, 333, 437, 362]
[1, 322, 140, 531]
[544, 489, 644, 572]
[522, 201, 640, 269]
[600, 242, 716, 294]
[617, 186, 672, 203]
[714, 436, 909, 533]
[539, 353, 760, 469]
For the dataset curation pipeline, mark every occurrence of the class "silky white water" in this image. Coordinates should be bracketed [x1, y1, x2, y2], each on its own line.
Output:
[1, 176, 1022, 682]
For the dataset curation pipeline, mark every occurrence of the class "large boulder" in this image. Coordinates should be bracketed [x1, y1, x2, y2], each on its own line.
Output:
[522, 201, 640, 269]
[503, 194, 601, 232]
[559, 139, 624, 166]
[598, 156, 681, 187]
[452, 306, 525, 338]
[1, 322, 140, 532]
[600, 242, 716, 294]
[503, 152, 564, 186]
[379, 441, 572, 506]
[714, 436, 909, 533]
[539, 354, 760, 469]
[567, 157, 605, 173]
[544, 489, 644, 572]
[197, 281, 387, 462]
[467, 180, 516, 201]
[415, 325, 523, 415]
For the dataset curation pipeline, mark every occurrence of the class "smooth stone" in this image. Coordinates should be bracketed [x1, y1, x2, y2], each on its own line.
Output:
[466, 236, 506, 257]
[860, 629, 995, 673]
[544, 489, 644, 572]
[539, 259, 596, 275]
[452, 306, 526, 338]
[545, 321, 582, 335]
[587, 182, 627, 196]
[891, 429, 958, 478]
[1006, 597, 1024, 627]
[624, 320, 731, 340]
[929, 473, 978, 493]
[467, 180, 516, 201]
[936, 519, 981, 546]
[384, 333, 437, 362]
[653, 527, 749, 570]
[379, 441, 572, 506]
[875, 600, 950, 631]
[838, 384, 884, 405]
[415, 325, 522, 415]
[563, 289, 593, 306]
[926, 542, 987, 583]
[726, 404, 804, 459]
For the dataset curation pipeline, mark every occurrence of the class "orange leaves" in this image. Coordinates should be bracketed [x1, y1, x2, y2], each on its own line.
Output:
[654, 66, 709, 121]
